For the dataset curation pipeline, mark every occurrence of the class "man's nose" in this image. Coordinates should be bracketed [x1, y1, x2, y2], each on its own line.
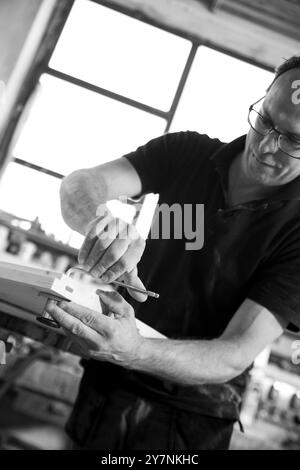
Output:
[258, 130, 278, 154]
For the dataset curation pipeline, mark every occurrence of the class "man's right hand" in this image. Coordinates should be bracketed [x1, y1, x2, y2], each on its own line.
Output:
[78, 208, 147, 302]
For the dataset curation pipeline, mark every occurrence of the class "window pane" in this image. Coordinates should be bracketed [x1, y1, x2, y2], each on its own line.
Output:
[50, 0, 191, 111]
[13, 74, 166, 175]
[0, 163, 72, 244]
[170, 47, 273, 142]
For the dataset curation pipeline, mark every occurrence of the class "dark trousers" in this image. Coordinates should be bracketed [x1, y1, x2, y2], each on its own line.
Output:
[66, 376, 234, 450]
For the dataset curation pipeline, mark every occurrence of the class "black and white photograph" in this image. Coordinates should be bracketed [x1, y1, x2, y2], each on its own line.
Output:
[0, 0, 300, 454]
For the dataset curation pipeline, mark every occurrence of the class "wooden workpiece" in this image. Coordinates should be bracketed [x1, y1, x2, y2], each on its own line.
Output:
[0, 262, 165, 356]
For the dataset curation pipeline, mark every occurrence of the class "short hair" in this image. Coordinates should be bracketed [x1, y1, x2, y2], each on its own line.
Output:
[267, 56, 300, 91]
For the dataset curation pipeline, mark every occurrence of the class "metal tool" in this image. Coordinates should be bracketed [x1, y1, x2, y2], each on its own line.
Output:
[66, 265, 159, 298]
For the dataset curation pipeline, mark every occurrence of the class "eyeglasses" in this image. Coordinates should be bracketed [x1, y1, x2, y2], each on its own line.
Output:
[248, 97, 300, 160]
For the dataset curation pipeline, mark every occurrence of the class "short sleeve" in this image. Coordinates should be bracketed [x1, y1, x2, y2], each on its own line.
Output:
[123, 131, 221, 196]
[248, 231, 300, 332]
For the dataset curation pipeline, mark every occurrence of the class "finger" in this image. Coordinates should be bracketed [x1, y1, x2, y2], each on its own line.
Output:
[87, 210, 112, 238]
[96, 290, 134, 319]
[55, 301, 113, 335]
[78, 217, 101, 266]
[91, 238, 130, 279]
[78, 213, 113, 267]
[101, 236, 145, 283]
[46, 302, 101, 343]
[85, 218, 128, 272]
[84, 237, 112, 274]
[78, 236, 97, 271]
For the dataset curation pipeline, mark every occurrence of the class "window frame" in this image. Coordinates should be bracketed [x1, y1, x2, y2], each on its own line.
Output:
[0, 0, 273, 243]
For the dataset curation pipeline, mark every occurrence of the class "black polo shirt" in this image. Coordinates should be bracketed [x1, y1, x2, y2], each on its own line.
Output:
[83, 131, 300, 421]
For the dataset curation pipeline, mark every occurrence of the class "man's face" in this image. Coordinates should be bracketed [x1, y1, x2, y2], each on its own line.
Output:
[243, 68, 300, 187]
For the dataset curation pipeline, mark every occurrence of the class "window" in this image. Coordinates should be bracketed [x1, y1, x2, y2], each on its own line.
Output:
[50, 0, 191, 111]
[0, 0, 273, 248]
[13, 74, 166, 176]
[170, 46, 273, 142]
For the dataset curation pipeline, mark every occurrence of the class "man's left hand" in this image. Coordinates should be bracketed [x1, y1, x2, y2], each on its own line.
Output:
[46, 290, 143, 366]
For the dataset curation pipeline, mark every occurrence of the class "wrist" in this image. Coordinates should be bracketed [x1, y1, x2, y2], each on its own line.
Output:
[128, 336, 153, 371]
[129, 336, 154, 372]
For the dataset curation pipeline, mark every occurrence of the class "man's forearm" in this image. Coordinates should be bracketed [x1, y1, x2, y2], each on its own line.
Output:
[129, 337, 244, 385]
[60, 169, 109, 234]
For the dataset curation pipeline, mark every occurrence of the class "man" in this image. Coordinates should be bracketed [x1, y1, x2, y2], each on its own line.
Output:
[48, 56, 300, 450]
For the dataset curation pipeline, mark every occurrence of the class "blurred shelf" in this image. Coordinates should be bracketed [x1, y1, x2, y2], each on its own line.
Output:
[0, 218, 78, 257]
[0, 209, 78, 257]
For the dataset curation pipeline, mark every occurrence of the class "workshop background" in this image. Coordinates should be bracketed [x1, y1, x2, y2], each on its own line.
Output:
[0, 0, 300, 450]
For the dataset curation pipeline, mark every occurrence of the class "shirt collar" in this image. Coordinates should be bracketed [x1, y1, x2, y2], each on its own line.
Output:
[210, 134, 300, 201]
